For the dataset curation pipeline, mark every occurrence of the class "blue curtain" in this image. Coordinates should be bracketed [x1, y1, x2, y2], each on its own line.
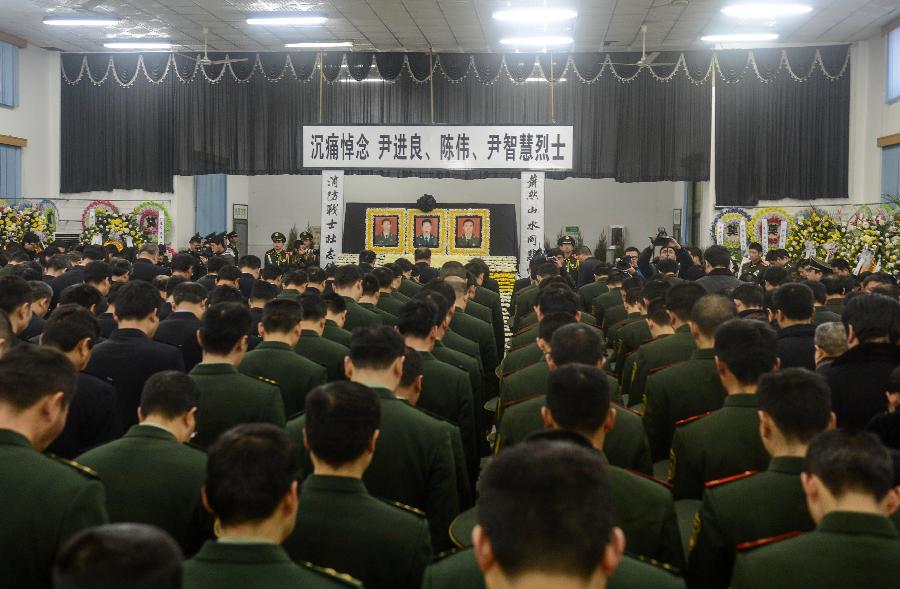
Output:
[194, 174, 226, 235]
[0, 41, 19, 108]
[883, 145, 900, 201]
[0, 145, 22, 202]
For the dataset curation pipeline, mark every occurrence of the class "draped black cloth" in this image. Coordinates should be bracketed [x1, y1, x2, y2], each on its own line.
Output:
[58, 48, 848, 203]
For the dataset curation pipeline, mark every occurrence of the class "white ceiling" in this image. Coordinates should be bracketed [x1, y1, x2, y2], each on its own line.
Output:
[0, 0, 898, 53]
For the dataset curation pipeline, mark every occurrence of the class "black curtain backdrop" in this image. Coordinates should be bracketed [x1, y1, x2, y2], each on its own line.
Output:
[714, 45, 850, 205]
[58, 48, 849, 203]
[342, 203, 517, 256]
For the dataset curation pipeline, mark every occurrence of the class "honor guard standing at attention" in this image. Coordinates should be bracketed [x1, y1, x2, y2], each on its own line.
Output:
[294, 231, 319, 266]
[558, 235, 580, 283]
[265, 232, 293, 270]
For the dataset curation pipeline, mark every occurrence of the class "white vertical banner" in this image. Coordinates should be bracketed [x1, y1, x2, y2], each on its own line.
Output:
[320, 171, 345, 266]
[520, 171, 545, 276]
[157, 210, 166, 245]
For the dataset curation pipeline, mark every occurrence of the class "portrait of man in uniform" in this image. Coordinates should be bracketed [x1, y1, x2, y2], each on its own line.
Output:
[413, 216, 440, 248]
[372, 216, 399, 247]
[455, 217, 482, 249]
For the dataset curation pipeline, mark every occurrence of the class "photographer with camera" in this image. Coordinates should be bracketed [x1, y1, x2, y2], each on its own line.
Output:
[637, 227, 696, 282]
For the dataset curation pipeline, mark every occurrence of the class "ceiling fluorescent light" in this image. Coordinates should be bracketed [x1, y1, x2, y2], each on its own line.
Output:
[44, 16, 119, 26]
[285, 41, 352, 48]
[104, 41, 172, 50]
[722, 3, 812, 18]
[700, 33, 779, 42]
[493, 8, 577, 23]
[246, 14, 327, 25]
[500, 36, 574, 47]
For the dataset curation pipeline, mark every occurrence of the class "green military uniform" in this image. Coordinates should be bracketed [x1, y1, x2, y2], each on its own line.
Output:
[813, 305, 841, 327]
[183, 541, 358, 589]
[287, 387, 459, 552]
[264, 232, 293, 269]
[507, 323, 538, 349]
[376, 291, 407, 317]
[418, 405, 473, 510]
[0, 429, 109, 589]
[446, 452, 682, 569]
[442, 328, 481, 361]
[398, 277, 422, 298]
[607, 312, 643, 366]
[77, 424, 210, 556]
[239, 341, 328, 417]
[360, 301, 396, 326]
[627, 324, 696, 403]
[510, 285, 539, 331]
[499, 360, 621, 408]
[824, 297, 844, 315]
[277, 288, 302, 301]
[450, 308, 499, 393]
[731, 512, 900, 589]
[602, 304, 629, 334]
[593, 287, 623, 327]
[341, 296, 383, 331]
[738, 260, 767, 284]
[498, 342, 544, 377]
[669, 394, 770, 500]
[284, 475, 432, 589]
[620, 334, 670, 403]
[323, 320, 352, 347]
[614, 318, 651, 377]
[496, 395, 650, 475]
[474, 286, 505, 351]
[579, 279, 609, 312]
[516, 309, 598, 335]
[418, 351, 476, 475]
[189, 363, 286, 450]
[433, 340, 485, 457]
[422, 549, 684, 589]
[686, 456, 813, 589]
[295, 330, 349, 382]
[464, 299, 493, 326]
[642, 348, 726, 461]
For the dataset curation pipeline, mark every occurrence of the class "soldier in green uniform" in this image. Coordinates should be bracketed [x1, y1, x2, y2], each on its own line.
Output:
[686, 369, 833, 589]
[558, 235, 580, 284]
[398, 298, 477, 476]
[464, 261, 506, 358]
[0, 346, 109, 589]
[183, 424, 358, 589]
[506, 283, 584, 350]
[359, 274, 397, 325]
[276, 270, 307, 300]
[805, 280, 842, 326]
[578, 263, 610, 311]
[613, 280, 671, 378]
[320, 292, 353, 347]
[239, 299, 327, 416]
[333, 265, 383, 331]
[394, 258, 422, 298]
[606, 287, 645, 363]
[643, 295, 736, 460]
[283, 382, 432, 589]
[510, 262, 559, 331]
[592, 270, 627, 329]
[293, 231, 319, 266]
[77, 371, 210, 557]
[669, 320, 776, 500]
[373, 267, 407, 317]
[264, 232, 294, 270]
[730, 429, 900, 589]
[627, 283, 706, 404]
[738, 242, 769, 283]
[295, 294, 350, 382]
[188, 303, 286, 449]
[619, 300, 676, 404]
[821, 274, 846, 315]
[289, 326, 459, 552]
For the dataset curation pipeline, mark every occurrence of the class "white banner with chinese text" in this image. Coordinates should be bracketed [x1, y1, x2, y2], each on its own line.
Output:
[303, 125, 573, 170]
[320, 171, 344, 266]
[520, 171, 545, 276]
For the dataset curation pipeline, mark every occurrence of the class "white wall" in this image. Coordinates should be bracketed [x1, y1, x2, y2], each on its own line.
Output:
[0, 44, 59, 199]
[243, 173, 681, 258]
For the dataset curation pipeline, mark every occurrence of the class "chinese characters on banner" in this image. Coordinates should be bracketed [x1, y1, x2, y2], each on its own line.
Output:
[303, 126, 574, 170]
[520, 171, 545, 276]
[319, 171, 344, 266]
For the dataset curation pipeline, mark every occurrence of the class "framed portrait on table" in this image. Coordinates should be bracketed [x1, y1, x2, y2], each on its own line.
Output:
[407, 209, 447, 253]
[365, 208, 406, 254]
[448, 209, 490, 256]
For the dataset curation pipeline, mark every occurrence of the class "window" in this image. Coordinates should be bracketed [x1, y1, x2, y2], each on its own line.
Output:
[883, 145, 900, 202]
[195, 174, 227, 235]
[0, 41, 18, 108]
[0, 145, 22, 202]
[889, 26, 900, 103]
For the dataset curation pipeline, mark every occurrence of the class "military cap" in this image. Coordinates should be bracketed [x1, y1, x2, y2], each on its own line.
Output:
[299, 231, 314, 241]
[557, 235, 576, 246]
[805, 257, 833, 274]
[271, 232, 287, 242]
[189, 233, 202, 244]
[227, 231, 238, 238]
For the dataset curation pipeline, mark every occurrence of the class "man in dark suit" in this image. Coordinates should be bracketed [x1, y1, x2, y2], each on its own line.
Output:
[414, 219, 440, 248]
[238, 255, 261, 299]
[22, 280, 52, 342]
[0, 275, 34, 343]
[155, 282, 207, 372]
[455, 219, 481, 249]
[772, 283, 816, 370]
[86, 281, 185, 429]
[51, 247, 104, 307]
[42, 305, 121, 458]
[414, 248, 438, 285]
[373, 218, 398, 247]
[131, 243, 169, 284]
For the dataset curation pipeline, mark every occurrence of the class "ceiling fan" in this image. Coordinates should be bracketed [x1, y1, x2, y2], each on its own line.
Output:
[608, 25, 678, 68]
[178, 27, 248, 66]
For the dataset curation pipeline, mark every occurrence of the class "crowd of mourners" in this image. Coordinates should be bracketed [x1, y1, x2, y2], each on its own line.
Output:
[0, 232, 899, 589]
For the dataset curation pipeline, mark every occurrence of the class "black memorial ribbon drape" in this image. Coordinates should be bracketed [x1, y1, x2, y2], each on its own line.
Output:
[714, 45, 850, 206]
[58, 48, 848, 201]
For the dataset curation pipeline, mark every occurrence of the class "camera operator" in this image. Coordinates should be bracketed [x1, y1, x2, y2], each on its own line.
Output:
[638, 227, 695, 281]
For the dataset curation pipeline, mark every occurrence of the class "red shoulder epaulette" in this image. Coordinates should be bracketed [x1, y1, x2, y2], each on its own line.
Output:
[625, 468, 673, 489]
[648, 361, 684, 375]
[674, 411, 713, 426]
[501, 365, 526, 378]
[704, 470, 758, 488]
[736, 530, 803, 552]
[612, 402, 641, 416]
[502, 392, 543, 410]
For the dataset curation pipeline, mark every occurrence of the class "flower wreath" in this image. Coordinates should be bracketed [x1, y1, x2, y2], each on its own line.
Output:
[710, 208, 751, 251]
[81, 211, 145, 247]
[81, 200, 120, 230]
[837, 211, 894, 274]
[750, 207, 793, 253]
[786, 208, 843, 262]
[132, 201, 172, 239]
[0, 208, 24, 244]
[18, 207, 49, 240]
